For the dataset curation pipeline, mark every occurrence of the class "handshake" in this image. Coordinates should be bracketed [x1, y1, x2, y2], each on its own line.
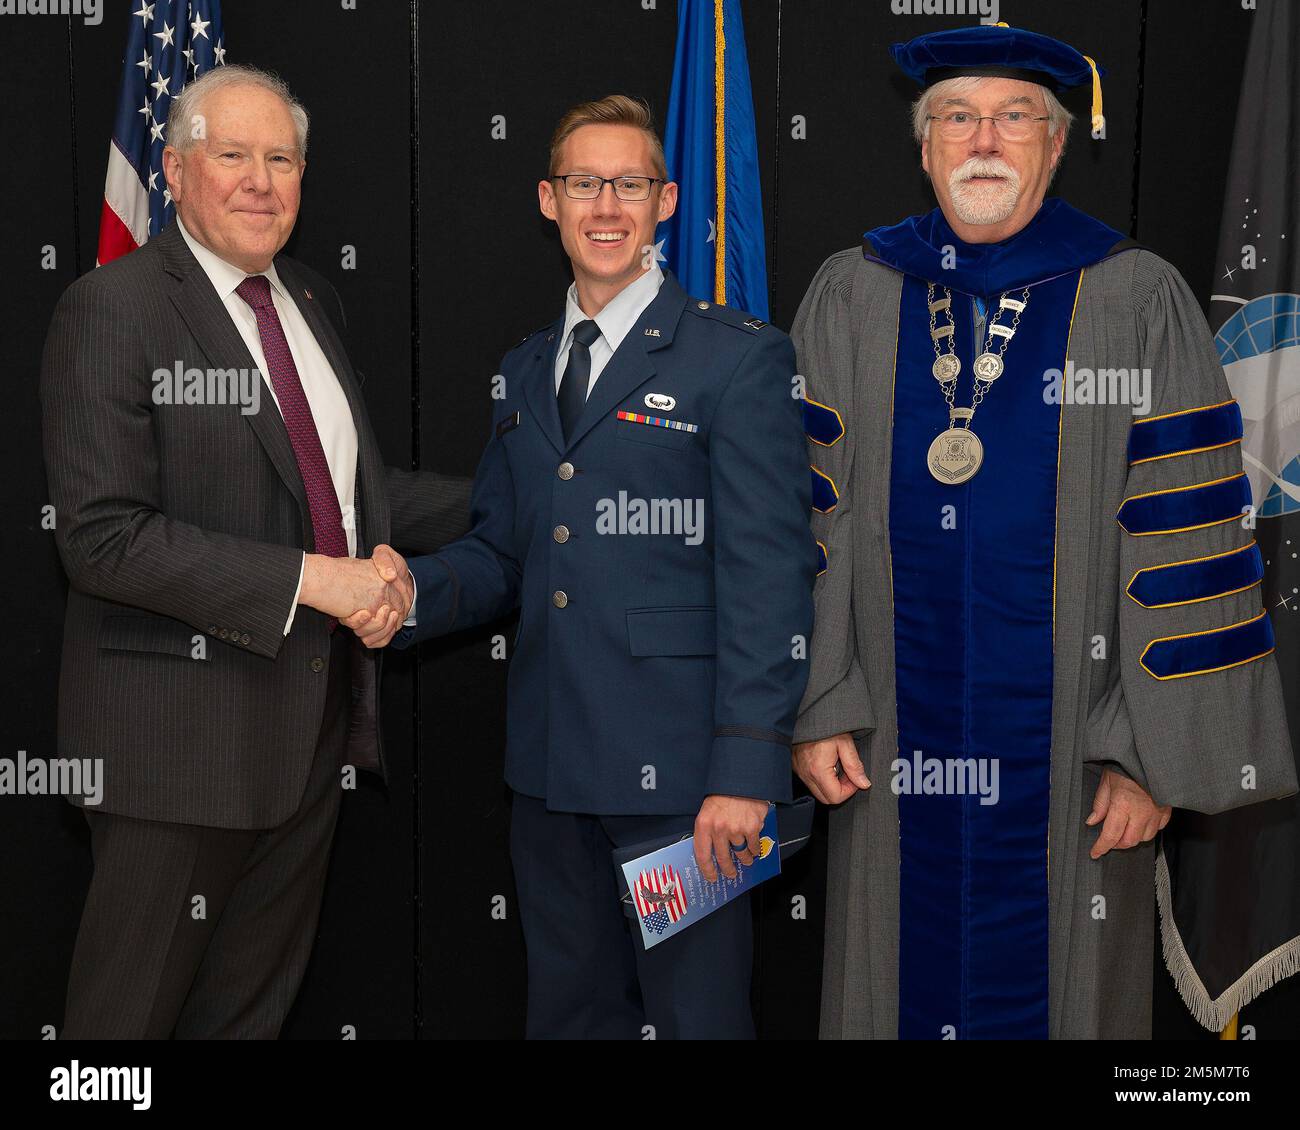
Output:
[298, 544, 414, 648]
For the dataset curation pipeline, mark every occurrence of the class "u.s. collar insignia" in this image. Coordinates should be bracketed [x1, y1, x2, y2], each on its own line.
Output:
[645, 392, 676, 412]
[644, 327, 661, 337]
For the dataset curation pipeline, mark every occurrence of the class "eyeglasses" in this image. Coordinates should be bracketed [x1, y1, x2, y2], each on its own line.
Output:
[928, 111, 1050, 142]
[552, 174, 664, 201]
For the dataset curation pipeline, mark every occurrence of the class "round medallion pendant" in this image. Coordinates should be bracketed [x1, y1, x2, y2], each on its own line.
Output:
[927, 427, 984, 484]
[972, 352, 1004, 381]
[932, 354, 961, 382]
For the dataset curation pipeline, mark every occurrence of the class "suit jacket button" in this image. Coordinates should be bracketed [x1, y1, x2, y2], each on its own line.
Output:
[557, 462, 574, 480]
[552, 590, 568, 608]
[310, 657, 325, 672]
[553, 525, 570, 543]
[240, 633, 251, 646]
[218, 628, 230, 640]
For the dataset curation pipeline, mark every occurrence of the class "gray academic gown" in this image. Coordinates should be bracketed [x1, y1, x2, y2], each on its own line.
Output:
[792, 245, 1298, 1039]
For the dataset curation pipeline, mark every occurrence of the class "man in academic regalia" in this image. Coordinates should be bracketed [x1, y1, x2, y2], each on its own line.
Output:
[791, 24, 1298, 1039]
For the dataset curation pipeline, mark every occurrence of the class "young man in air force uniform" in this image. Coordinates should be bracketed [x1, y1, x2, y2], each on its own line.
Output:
[384, 96, 815, 1039]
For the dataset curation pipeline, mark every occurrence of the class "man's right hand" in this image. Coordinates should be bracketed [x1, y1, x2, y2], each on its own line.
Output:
[793, 732, 870, 805]
[298, 546, 413, 647]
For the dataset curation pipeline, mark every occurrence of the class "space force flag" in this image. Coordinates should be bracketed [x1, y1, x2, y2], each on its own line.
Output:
[657, 0, 769, 320]
[97, 1, 226, 266]
[1162, 0, 1300, 1033]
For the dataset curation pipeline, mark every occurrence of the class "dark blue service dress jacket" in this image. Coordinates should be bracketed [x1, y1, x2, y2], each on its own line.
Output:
[395, 270, 817, 815]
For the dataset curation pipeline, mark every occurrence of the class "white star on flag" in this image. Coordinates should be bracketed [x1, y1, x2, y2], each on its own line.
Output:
[97, 0, 227, 262]
[706, 217, 716, 244]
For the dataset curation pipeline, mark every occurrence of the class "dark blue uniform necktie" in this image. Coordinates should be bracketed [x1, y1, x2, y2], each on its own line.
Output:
[558, 319, 602, 442]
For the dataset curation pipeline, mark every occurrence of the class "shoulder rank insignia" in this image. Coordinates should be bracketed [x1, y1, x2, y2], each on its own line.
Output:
[743, 317, 767, 330]
[496, 410, 521, 437]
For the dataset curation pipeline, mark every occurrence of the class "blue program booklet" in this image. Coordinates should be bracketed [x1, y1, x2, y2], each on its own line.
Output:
[620, 804, 782, 949]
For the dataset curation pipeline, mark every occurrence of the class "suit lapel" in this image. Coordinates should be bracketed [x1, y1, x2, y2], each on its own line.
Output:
[563, 272, 687, 451]
[157, 226, 306, 514]
[520, 273, 689, 456]
[521, 320, 566, 455]
[159, 224, 308, 515]
[160, 224, 386, 548]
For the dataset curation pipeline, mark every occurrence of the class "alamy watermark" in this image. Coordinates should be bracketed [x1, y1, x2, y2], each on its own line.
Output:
[1, 752, 103, 805]
[892, 750, 1000, 806]
[50, 1062, 150, 1110]
[0, 0, 102, 25]
[890, 0, 1000, 24]
[595, 492, 704, 546]
[152, 363, 262, 416]
[1043, 362, 1152, 416]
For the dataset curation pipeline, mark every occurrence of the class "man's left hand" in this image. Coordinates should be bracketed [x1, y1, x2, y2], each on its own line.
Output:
[694, 794, 770, 882]
[1086, 767, 1172, 859]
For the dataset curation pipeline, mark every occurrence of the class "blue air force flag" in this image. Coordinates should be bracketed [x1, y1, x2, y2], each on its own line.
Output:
[657, 0, 769, 320]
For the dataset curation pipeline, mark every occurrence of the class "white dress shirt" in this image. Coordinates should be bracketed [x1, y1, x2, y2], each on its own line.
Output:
[177, 217, 359, 633]
[553, 265, 664, 396]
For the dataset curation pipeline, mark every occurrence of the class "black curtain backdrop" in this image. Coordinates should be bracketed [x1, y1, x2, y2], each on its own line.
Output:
[2, 0, 1292, 1040]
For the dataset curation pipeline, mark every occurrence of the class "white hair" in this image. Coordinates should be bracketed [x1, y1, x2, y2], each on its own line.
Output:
[911, 75, 1073, 150]
[166, 64, 310, 157]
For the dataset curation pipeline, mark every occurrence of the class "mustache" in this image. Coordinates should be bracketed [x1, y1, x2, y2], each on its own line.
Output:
[949, 158, 1021, 188]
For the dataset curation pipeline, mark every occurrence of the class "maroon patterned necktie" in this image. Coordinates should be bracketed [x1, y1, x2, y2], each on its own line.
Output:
[235, 274, 348, 562]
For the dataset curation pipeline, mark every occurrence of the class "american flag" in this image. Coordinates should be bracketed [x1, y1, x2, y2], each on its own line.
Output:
[97, 1, 225, 265]
[632, 863, 688, 927]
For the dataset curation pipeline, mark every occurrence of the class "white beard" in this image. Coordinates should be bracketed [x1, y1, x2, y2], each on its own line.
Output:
[948, 158, 1022, 226]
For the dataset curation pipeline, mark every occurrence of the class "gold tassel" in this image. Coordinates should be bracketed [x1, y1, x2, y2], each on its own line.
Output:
[1082, 53, 1105, 135]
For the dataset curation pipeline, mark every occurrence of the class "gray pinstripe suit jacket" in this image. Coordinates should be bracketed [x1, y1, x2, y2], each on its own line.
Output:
[39, 221, 469, 829]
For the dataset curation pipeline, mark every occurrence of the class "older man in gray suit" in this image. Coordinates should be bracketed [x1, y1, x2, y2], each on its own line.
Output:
[40, 64, 468, 1038]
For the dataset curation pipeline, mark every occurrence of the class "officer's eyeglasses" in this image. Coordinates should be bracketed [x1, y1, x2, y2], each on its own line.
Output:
[553, 174, 663, 201]
[928, 111, 1050, 142]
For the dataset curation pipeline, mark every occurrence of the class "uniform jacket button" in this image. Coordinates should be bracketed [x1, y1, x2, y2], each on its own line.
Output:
[552, 590, 568, 608]
[310, 656, 325, 672]
[557, 462, 574, 480]
[553, 525, 570, 543]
